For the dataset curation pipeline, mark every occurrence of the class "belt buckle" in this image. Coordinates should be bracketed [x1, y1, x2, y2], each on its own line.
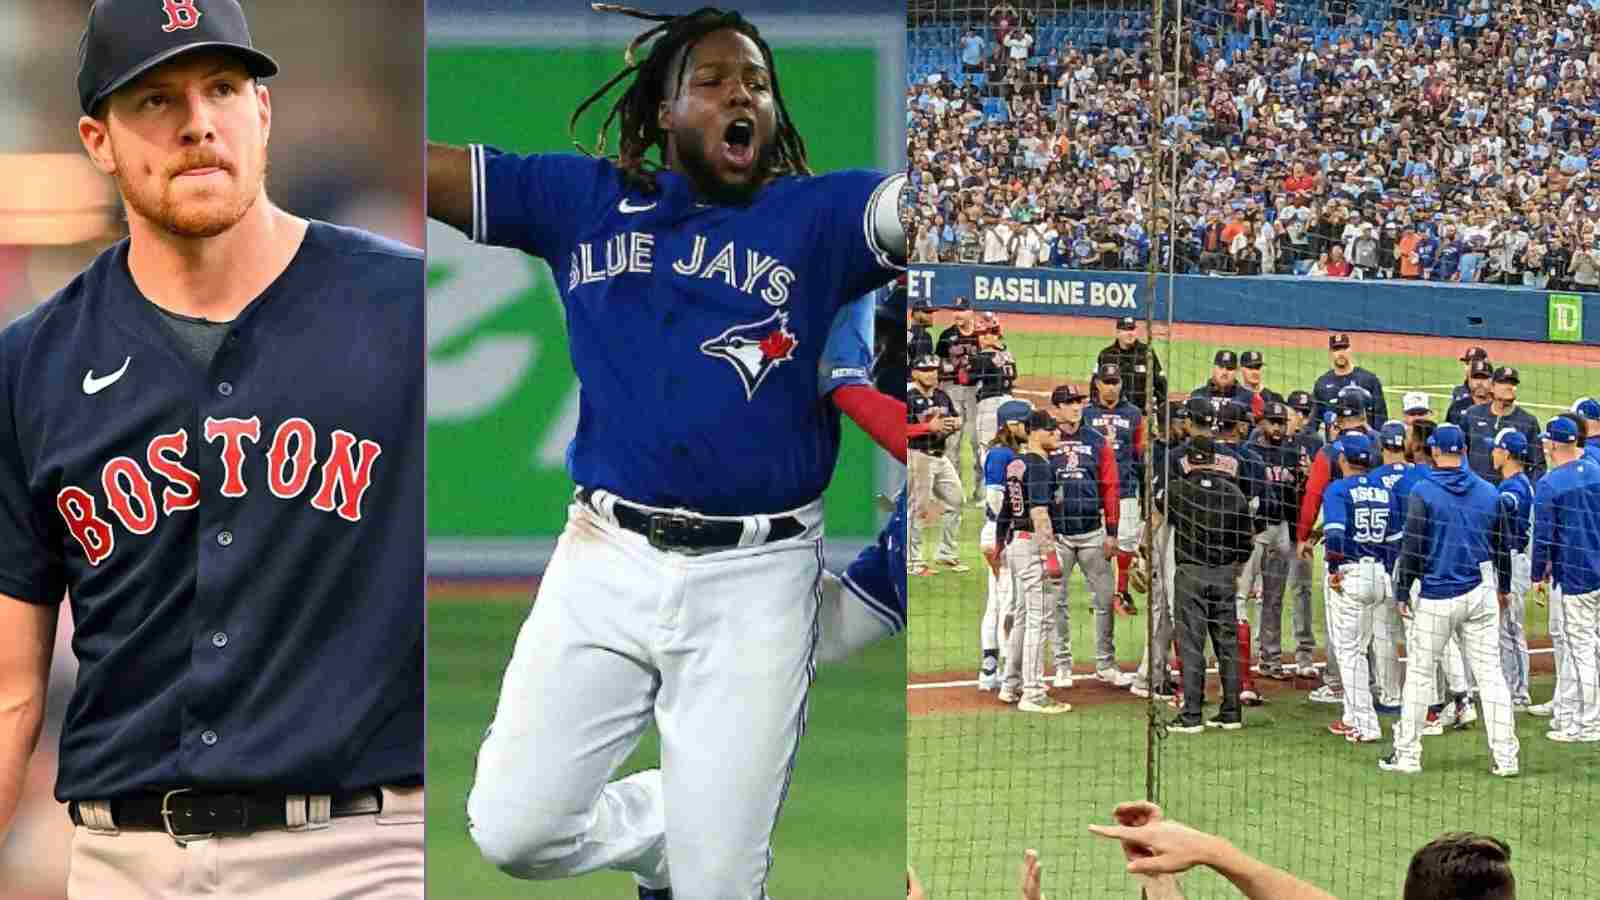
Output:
[160, 788, 215, 847]
[647, 512, 697, 552]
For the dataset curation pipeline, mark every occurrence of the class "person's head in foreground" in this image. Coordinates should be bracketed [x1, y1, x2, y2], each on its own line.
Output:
[1404, 833, 1515, 900]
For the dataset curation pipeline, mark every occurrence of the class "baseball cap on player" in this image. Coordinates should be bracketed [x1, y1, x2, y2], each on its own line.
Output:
[1428, 423, 1467, 453]
[1402, 392, 1432, 415]
[1334, 394, 1364, 418]
[1262, 401, 1289, 423]
[1379, 420, 1408, 450]
[1185, 433, 1217, 464]
[1213, 349, 1239, 369]
[1341, 433, 1374, 466]
[1329, 332, 1352, 351]
[1286, 390, 1313, 413]
[1116, 315, 1137, 331]
[1094, 363, 1121, 383]
[974, 312, 1002, 335]
[1468, 358, 1494, 379]
[1492, 366, 1520, 385]
[1025, 410, 1057, 432]
[1494, 427, 1530, 459]
[997, 399, 1032, 425]
[1168, 399, 1190, 423]
[1051, 383, 1087, 405]
[1458, 345, 1489, 363]
[912, 354, 940, 370]
[1542, 417, 1580, 445]
[77, 0, 280, 116]
[1185, 396, 1217, 427]
[1573, 397, 1600, 421]
[1240, 350, 1265, 369]
[950, 296, 971, 311]
[1218, 401, 1249, 428]
[911, 298, 933, 312]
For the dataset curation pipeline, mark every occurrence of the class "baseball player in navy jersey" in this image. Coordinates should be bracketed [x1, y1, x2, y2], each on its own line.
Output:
[1531, 417, 1600, 743]
[934, 298, 983, 499]
[1446, 358, 1494, 428]
[1492, 430, 1535, 709]
[1384, 424, 1519, 777]
[425, 6, 906, 896]
[1244, 402, 1307, 682]
[0, 3, 423, 896]
[1319, 434, 1392, 744]
[1449, 345, 1490, 411]
[1312, 333, 1387, 429]
[969, 312, 1019, 473]
[1236, 350, 1285, 411]
[1045, 384, 1128, 688]
[1461, 366, 1544, 484]
[1189, 350, 1259, 418]
[997, 411, 1074, 715]
[1085, 363, 1145, 617]
[907, 298, 935, 362]
[908, 356, 966, 575]
[978, 400, 1034, 690]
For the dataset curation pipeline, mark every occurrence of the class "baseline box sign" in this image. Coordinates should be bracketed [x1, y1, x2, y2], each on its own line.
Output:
[905, 264, 1144, 317]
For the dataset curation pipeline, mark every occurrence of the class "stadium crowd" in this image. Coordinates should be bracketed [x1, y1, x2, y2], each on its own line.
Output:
[906, 0, 1600, 288]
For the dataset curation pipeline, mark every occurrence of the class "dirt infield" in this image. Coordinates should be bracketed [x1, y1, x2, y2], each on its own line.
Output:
[910, 640, 1557, 715]
[996, 312, 1600, 367]
[428, 576, 539, 600]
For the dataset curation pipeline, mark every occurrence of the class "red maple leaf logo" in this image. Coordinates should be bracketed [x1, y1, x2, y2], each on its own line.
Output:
[759, 328, 797, 362]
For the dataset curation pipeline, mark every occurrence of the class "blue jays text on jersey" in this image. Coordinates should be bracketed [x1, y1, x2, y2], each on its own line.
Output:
[0, 222, 423, 800]
[471, 145, 899, 515]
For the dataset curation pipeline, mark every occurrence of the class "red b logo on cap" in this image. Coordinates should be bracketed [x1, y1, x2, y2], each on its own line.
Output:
[161, 0, 202, 32]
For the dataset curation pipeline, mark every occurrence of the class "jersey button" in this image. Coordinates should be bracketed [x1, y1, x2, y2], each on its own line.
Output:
[211, 631, 228, 648]
[217, 530, 234, 547]
[200, 730, 218, 746]
[217, 381, 234, 397]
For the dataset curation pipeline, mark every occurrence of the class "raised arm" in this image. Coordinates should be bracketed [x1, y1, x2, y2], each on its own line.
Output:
[426, 141, 474, 237]
[0, 598, 57, 843]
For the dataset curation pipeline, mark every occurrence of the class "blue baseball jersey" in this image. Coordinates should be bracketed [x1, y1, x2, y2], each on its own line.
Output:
[817, 292, 875, 398]
[471, 145, 899, 514]
[1586, 436, 1600, 465]
[1532, 457, 1600, 595]
[1048, 424, 1119, 537]
[840, 486, 907, 635]
[1497, 470, 1535, 555]
[0, 223, 423, 800]
[1321, 472, 1395, 572]
[1085, 399, 1144, 499]
[984, 443, 1019, 522]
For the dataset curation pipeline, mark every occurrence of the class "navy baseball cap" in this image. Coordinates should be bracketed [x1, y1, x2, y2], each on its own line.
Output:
[1494, 427, 1530, 459]
[1428, 423, 1467, 453]
[1468, 358, 1494, 378]
[1286, 390, 1313, 413]
[1572, 397, 1600, 421]
[1168, 400, 1190, 423]
[1341, 433, 1374, 466]
[950, 296, 971, 310]
[1335, 395, 1364, 418]
[1214, 349, 1239, 369]
[1379, 420, 1408, 450]
[1095, 363, 1121, 383]
[1185, 396, 1217, 427]
[1218, 401, 1249, 427]
[1240, 350, 1265, 369]
[1492, 366, 1520, 385]
[1329, 333, 1352, 351]
[1458, 345, 1488, 362]
[1025, 410, 1057, 432]
[912, 354, 940, 370]
[997, 399, 1032, 425]
[911, 298, 934, 312]
[1543, 417, 1580, 444]
[78, 0, 279, 116]
[1051, 383, 1087, 404]
[1185, 434, 1217, 464]
[1262, 401, 1289, 422]
[1116, 315, 1137, 331]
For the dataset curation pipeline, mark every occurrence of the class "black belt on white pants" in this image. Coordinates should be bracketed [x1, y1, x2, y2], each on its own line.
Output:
[578, 488, 805, 553]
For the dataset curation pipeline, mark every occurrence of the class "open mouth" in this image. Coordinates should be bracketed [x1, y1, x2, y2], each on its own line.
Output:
[720, 119, 756, 170]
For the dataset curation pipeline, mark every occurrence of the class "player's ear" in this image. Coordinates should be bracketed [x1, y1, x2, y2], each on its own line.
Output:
[255, 81, 271, 145]
[657, 99, 673, 133]
[78, 114, 117, 176]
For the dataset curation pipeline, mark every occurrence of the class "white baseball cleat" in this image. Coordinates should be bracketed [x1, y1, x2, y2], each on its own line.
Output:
[1205, 717, 1243, 731]
[977, 669, 999, 692]
[1018, 695, 1072, 715]
[1096, 669, 1134, 687]
[1166, 719, 1204, 735]
[1547, 727, 1600, 743]
[997, 686, 1019, 704]
[1052, 670, 1074, 689]
[1378, 753, 1422, 774]
[1239, 688, 1261, 705]
[1307, 686, 1343, 704]
[1434, 703, 1460, 730]
[1526, 702, 1555, 718]
[1129, 683, 1151, 698]
[1454, 701, 1478, 729]
[1296, 664, 1319, 679]
[1491, 761, 1520, 778]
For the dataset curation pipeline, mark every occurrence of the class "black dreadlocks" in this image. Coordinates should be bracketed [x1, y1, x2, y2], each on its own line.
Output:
[571, 3, 811, 194]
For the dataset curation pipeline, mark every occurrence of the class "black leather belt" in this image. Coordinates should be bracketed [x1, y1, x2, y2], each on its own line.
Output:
[579, 489, 803, 552]
[69, 788, 380, 841]
[911, 446, 944, 457]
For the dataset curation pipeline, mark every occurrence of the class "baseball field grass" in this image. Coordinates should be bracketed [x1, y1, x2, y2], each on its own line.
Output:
[428, 586, 906, 899]
[908, 323, 1600, 899]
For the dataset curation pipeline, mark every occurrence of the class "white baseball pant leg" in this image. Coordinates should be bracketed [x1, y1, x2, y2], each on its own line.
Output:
[1498, 552, 1533, 705]
[1393, 586, 1520, 770]
[1004, 535, 1051, 703]
[1563, 589, 1600, 736]
[467, 500, 824, 899]
[1551, 587, 1580, 725]
[974, 394, 1009, 474]
[979, 521, 1011, 655]
[1329, 560, 1384, 738]
[1116, 497, 1142, 554]
[1371, 580, 1404, 706]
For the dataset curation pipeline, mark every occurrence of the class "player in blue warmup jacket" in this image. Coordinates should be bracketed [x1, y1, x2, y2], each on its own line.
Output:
[1320, 435, 1392, 743]
[1492, 429, 1536, 709]
[1531, 417, 1600, 742]
[425, 7, 907, 896]
[1572, 398, 1600, 464]
[1385, 425, 1520, 777]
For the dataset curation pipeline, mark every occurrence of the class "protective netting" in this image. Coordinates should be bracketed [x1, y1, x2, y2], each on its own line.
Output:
[907, 2, 1600, 898]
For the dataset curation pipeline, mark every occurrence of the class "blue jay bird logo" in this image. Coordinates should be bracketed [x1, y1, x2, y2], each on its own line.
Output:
[699, 311, 799, 400]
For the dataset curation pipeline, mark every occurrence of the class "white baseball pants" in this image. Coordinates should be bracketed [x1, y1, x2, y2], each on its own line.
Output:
[467, 498, 824, 900]
[1003, 533, 1053, 704]
[1498, 552, 1533, 705]
[1559, 588, 1600, 736]
[908, 449, 963, 566]
[1328, 559, 1387, 738]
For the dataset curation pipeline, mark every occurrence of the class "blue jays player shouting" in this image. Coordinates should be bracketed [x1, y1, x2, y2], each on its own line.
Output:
[426, 6, 906, 898]
[0, 2, 422, 897]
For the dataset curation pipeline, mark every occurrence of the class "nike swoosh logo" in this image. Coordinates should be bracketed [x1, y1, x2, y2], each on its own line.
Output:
[82, 356, 132, 395]
[618, 199, 657, 213]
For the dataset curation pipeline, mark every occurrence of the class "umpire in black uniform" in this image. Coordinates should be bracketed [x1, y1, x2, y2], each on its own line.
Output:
[1097, 315, 1167, 412]
[1166, 434, 1256, 732]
